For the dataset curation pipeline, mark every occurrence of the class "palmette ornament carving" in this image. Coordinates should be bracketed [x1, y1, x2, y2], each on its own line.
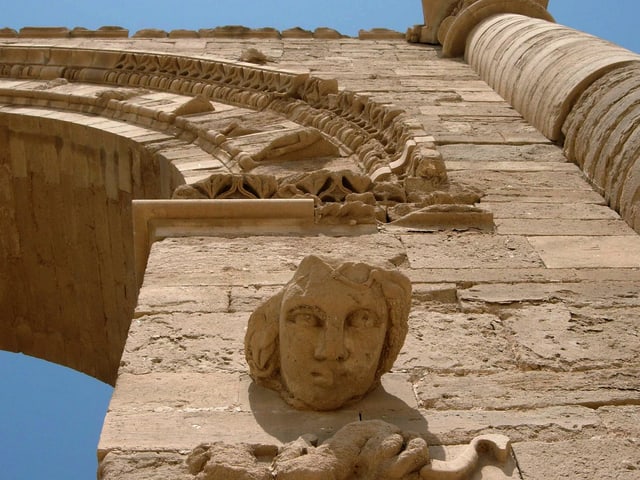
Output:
[187, 420, 512, 480]
[173, 174, 279, 200]
[244, 255, 411, 411]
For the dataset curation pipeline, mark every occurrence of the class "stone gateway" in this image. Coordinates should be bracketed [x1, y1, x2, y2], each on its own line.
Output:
[1, 1, 640, 478]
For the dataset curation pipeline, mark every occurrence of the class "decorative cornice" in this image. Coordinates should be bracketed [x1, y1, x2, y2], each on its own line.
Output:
[0, 25, 405, 40]
[0, 45, 431, 181]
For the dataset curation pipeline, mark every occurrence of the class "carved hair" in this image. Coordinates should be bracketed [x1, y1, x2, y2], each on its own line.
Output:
[244, 255, 411, 404]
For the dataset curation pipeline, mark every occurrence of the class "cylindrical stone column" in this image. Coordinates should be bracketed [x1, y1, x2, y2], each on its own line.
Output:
[456, 10, 640, 233]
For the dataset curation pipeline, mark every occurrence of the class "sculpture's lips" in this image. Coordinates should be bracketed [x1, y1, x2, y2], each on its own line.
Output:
[310, 369, 334, 388]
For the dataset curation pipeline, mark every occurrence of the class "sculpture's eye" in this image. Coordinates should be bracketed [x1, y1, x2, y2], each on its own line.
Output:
[346, 309, 379, 329]
[287, 307, 323, 327]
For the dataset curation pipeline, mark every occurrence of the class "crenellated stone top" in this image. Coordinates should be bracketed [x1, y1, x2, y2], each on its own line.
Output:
[0, 25, 405, 40]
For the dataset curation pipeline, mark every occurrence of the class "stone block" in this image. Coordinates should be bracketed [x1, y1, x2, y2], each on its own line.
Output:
[514, 439, 640, 480]
[18, 26, 69, 38]
[496, 218, 634, 236]
[424, 406, 600, 445]
[397, 309, 514, 373]
[401, 233, 544, 269]
[505, 304, 640, 371]
[528, 235, 640, 268]
[416, 369, 640, 410]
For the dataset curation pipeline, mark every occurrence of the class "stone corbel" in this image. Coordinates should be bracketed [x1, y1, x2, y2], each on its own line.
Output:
[409, 0, 553, 56]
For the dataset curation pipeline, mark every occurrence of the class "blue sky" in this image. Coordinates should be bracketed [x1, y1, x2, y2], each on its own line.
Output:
[1, 1, 639, 479]
[0, 0, 638, 52]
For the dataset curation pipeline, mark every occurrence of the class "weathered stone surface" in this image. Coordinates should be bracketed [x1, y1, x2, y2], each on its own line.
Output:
[514, 439, 640, 480]
[458, 282, 640, 307]
[245, 255, 412, 411]
[597, 406, 640, 438]
[1, 30, 639, 480]
[416, 369, 640, 410]
[563, 64, 640, 234]
[424, 406, 601, 445]
[101, 374, 421, 450]
[135, 286, 229, 316]
[398, 309, 514, 373]
[439, 144, 568, 163]
[140, 235, 406, 287]
[528, 235, 640, 268]
[188, 423, 514, 480]
[483, 202, 620, 220]
[505, 304, 640, 370]
[120, 312, 248, 375]
[495, 218, 634, 236]
[401, 233, 544, 269]
[99, 451, 191, 480]
[466, 13, 640, 140]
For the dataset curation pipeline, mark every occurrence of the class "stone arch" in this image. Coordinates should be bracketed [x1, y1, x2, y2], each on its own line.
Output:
[0, 43, 452, 386]
[0, 45, 433, 182]
[0, 107, 184, 384]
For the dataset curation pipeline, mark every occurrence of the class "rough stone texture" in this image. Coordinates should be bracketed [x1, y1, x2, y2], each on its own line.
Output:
[0, 113, 157, 383]
[514, 439, 640, 480]
[0, 22, 638, 480]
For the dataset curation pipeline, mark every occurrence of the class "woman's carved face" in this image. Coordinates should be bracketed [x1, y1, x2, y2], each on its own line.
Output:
[278, 269, 388, 411]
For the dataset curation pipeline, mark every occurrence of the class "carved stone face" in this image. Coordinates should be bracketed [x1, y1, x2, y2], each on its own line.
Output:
[244, 255, 411, 411]
[278, 265, 389, 410]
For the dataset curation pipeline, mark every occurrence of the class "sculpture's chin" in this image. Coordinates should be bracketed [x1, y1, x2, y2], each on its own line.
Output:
[281, 380, 382, 411]
[282, 390, 365, 411]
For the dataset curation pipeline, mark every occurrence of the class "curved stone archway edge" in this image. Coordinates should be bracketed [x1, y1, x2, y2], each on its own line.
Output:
[0, 45, 436, 182]
[0, 107, 170, 383]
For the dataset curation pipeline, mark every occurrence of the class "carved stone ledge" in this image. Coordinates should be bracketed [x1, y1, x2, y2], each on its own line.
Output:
[281, 27, 314, 39]
[198, 26, 280, 39]
[359, 28, 405, 40]
[168, 29, 200, 39]
[132, 28, 169, 38]
[0, 28, 18, 38]
[172, 169, 489, 230]
[187, 421, 513, 480]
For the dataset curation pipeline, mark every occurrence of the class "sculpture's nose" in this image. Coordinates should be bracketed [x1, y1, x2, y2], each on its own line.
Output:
[314, 319, 349, 361]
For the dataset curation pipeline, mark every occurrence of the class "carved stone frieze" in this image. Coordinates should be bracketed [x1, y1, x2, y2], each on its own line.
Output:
[187, 420, 512, 480]
[172, 170, 371, 203]
[0, 47, 492, 230]
[171, 167, 488, 228]
[0, 46, 434, 179]
[172, 174, 278, 200]
[238, 127, 340, 170]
